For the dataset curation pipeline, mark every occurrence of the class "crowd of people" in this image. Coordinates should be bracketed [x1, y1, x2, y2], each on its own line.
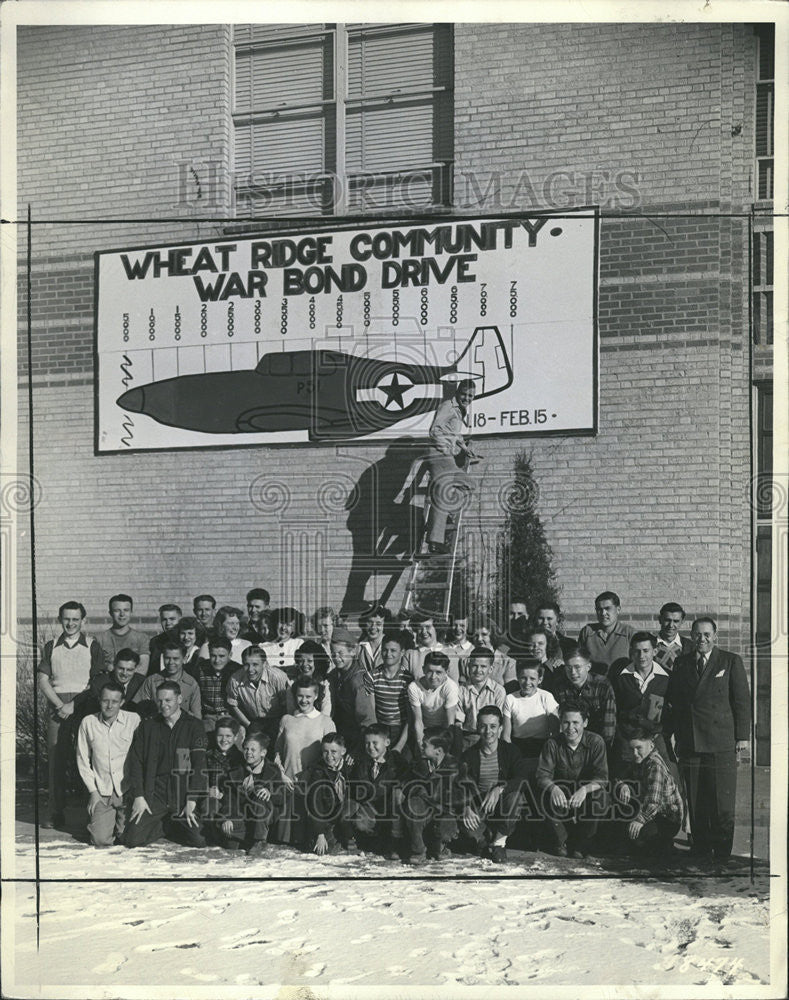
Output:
[36, 589, 751, 868]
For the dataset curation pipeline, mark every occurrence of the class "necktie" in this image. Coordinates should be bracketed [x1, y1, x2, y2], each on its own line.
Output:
[333, 770, 345, 801]
[696, 653, 705, 676]
[372, 761, 380, 780]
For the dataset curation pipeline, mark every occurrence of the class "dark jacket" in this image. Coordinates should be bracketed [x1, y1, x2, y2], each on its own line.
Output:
[348, 750, 408, 805]
[128, 711, 208, 809]
[219, 759, 285, 819]
[74, 670, 145, 718]
[461, 740, 528, 802]
[664, 646, 750, 755]
[206, 744, 244, 788]
[329, 663, 377, 748]
[405, 754, 464, 814]
[303, 758, 354, 836]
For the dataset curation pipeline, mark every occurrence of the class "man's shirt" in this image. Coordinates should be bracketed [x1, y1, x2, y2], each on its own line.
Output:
[38, 632, 103, 694]
[97, 626, 150, 674]
[226, 665, 289, 721]
[577, 621, 634, 675]
[535, 731, 609, 790]
[552, 672, 617, 745]
[194, 659, 239, 718]
[134, 669, 202, 719]
[632, 749, 683, 826]
[456, 677, 507, 733]
[654, 634, 691, 672]
[76, 709, 140, 797]
[407, 677, 460, 727]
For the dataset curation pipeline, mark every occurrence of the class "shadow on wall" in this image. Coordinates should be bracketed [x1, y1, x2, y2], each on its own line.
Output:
[340, 437, 430, 615]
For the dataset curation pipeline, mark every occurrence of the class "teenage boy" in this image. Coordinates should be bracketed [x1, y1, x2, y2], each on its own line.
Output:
[194, 636, 240, 731]
[303, 732, 357, 855]
[226, 645, 289, 736]
[611, 632, 672, 773]
[38, 601, 104, 827]
[97, 595, 149, 674]
[622, 721, 684, 857]
[134, 639, 202, 719]
[217, 731, 285, 856]
[535, 700, 609, 858]
[551, 647, 617, 748]
[408, 651, 459, 749]
[193, 595, 217, 638]
[455, 647, 506, 752]
[577, 591, 633, 678]
[402, 729, 463, 865]
[76, 678, 141, 847]
[78, 648, 146, 717]
[403, 615, 448, 680]
[148, 604, 182, 675]
[653, 602, 693, 673]
[243, 588, 271, 644]
[459, 706, 528, 862]
[124, 681, 208, 848]
[347, 724, 408, 858]
[663, 616, 750, 862]
[371, 635, 413, 755]
[329, 627, 376, 754]
[205, 716, 244, 821]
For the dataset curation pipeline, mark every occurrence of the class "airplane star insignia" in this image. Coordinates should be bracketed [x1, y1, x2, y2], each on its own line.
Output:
[376, 371, 413, 410]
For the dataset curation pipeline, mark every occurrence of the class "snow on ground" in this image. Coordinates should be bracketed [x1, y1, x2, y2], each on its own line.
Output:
[7, 823, 770, 994]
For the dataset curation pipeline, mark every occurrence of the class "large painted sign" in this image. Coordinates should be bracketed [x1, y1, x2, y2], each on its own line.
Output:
[95, 211, 598, 452]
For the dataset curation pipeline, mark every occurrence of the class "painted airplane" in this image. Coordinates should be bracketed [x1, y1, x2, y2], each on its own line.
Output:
[117, 326, 512, 441]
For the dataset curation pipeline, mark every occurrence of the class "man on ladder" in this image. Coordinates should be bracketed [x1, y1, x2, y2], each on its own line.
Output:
[424, 379, 481, 556]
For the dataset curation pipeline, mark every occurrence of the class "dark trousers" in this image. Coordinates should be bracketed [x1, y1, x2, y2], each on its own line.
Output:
[543, 786, 607, 850]
[636, 815, 681, 852]
[464, 788, 525, 844]
[348, 790, 404, 841]
[124, 799, 206, 848]
[681, 751, 737, 858]
[402, 789, 458, 855]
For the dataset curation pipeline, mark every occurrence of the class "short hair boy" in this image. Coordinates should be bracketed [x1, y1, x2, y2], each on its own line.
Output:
[148, 603, 183, 675]
[535, 700, 609, 859]
[97, 594, 150, 674]
[303, 732, 356, 855]
[623, 721, 684, 857]
[401, 728, 463, 865]
[217, 730, 284, 856]
[347, 723, 408, 858]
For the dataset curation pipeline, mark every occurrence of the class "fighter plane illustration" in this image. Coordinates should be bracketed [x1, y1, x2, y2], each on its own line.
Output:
[117, 326, 512, 441]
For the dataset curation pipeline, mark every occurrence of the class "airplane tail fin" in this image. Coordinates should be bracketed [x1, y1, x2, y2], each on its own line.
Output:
[441, 326, 513, 399]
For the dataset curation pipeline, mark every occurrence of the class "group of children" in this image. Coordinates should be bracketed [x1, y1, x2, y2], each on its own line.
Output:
[40, 589, 698, 865]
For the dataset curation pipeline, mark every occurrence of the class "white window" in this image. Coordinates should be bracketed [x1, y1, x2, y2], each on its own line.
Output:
[232, 23, 453, 215]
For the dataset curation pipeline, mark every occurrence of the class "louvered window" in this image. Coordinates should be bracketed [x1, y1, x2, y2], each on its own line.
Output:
[754, 24, 774, 201]
[233, 23, 453, 215]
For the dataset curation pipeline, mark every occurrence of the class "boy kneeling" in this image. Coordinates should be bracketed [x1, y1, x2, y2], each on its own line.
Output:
[535, 699, 608, 859]
[303, 732, 357, 855]
[401, 728, 463, 865]
[622, 720, 683, 858]
[217, 731, 284, 856]
[347, 723, 408, 858]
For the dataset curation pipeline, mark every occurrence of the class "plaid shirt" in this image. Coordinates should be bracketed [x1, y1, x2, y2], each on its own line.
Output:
[195, 659, 237, 718]
[633, 749, 683, 826]
[552, 672, 617, 745]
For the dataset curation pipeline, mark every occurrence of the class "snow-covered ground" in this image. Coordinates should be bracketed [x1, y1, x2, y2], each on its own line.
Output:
[4, 821, 771, 996]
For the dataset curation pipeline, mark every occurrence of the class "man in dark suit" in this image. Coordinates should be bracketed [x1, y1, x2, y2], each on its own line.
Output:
[663, 616, 750, 862]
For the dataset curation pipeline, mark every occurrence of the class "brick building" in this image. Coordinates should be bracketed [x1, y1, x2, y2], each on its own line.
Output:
[15, 20, 776, 761]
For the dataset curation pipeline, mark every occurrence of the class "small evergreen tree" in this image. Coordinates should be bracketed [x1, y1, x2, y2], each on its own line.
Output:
[494, 450, 559, 630]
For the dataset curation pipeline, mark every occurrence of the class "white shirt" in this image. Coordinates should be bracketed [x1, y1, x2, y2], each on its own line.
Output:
[407, 677, 459, 727]
[503, 689, 559, 740]
[76, 709, 141, 797]
[403, 643, 448, 681]
[619, 660, 668, 692]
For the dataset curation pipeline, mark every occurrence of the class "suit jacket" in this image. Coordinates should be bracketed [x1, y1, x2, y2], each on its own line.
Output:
[663, 646, 750, 755]
[73, 671, 145, 718]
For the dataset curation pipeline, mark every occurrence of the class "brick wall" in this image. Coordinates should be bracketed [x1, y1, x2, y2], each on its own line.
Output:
[15, 23, 756, 660]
